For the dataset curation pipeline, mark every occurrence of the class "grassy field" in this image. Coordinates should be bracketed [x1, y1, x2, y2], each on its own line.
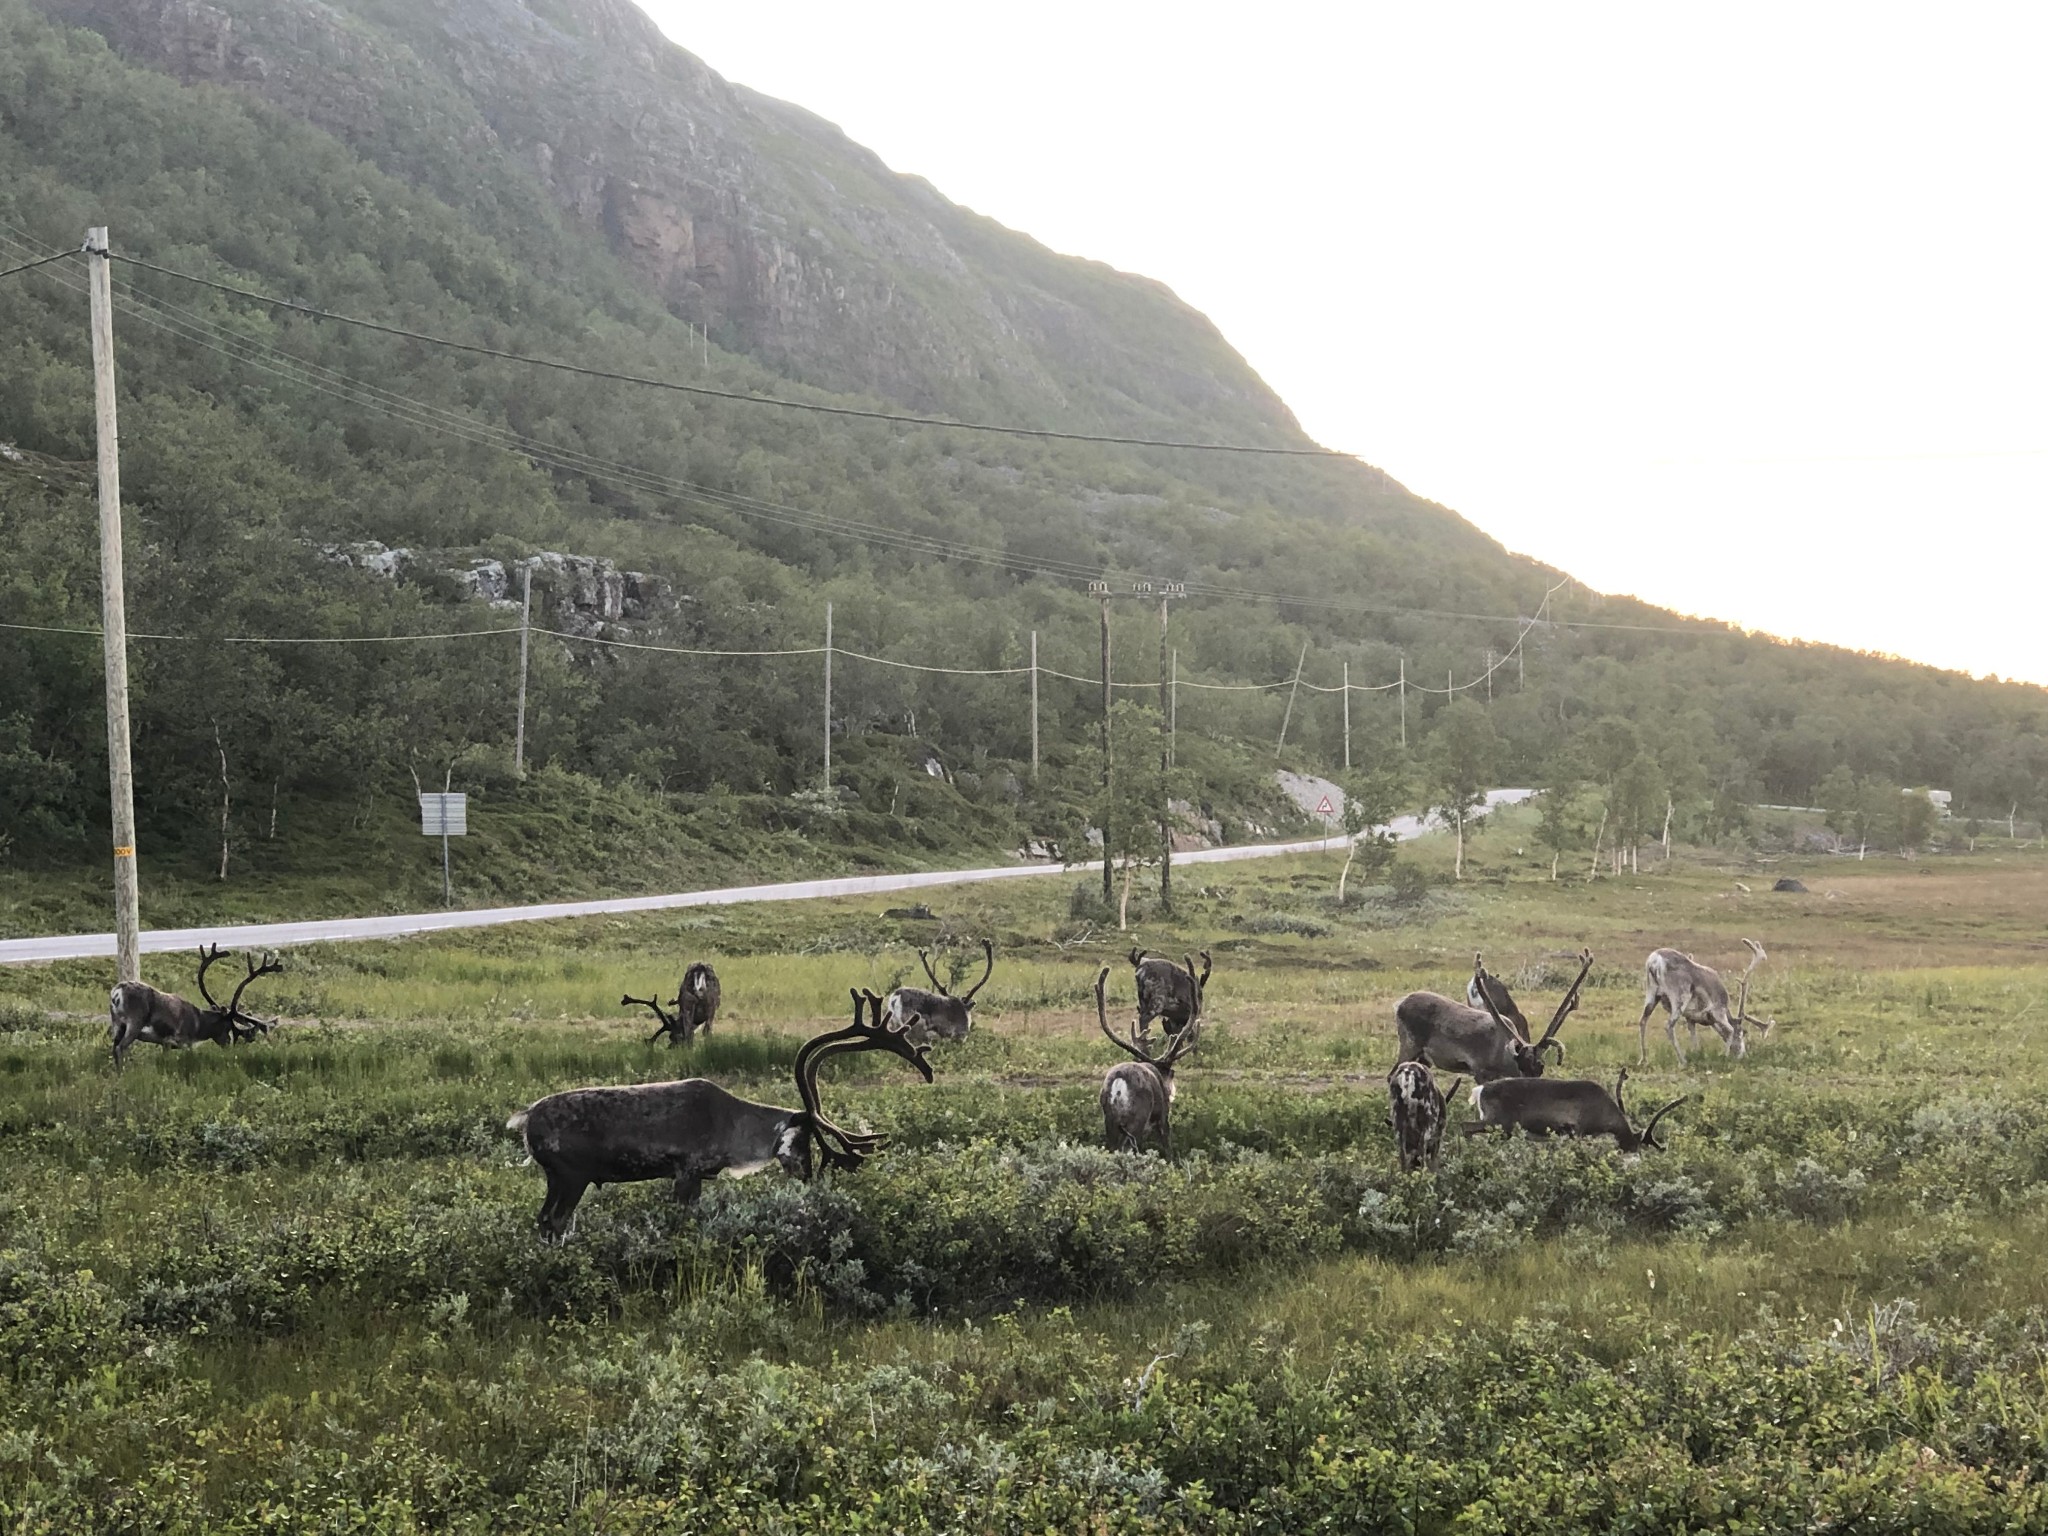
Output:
[6, 829, 2048, 1531]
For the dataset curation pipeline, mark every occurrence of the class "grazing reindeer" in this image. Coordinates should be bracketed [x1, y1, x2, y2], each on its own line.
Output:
[508, 988, 933, 1241]
[1467, 1067, 1687, 1152]
[623, 960, 722, 1047]
[1467, 968, 1531, 1040]
[883, 938, 994, 1044]
[1096, 963, 1202, 1158]
[108, 944, 281, 1066]
[1387, 1061, 1462, 1172]
[1636, 939, 1773, 1064]
[1129, 947, 1211, 1041]
[1395, 950, 1591, 1082]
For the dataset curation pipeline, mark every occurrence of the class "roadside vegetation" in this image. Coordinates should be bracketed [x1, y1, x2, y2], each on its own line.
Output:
[6, 830, 2048, 1529]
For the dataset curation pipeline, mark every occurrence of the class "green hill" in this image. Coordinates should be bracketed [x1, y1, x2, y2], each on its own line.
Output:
[1, 0, 2043, 927]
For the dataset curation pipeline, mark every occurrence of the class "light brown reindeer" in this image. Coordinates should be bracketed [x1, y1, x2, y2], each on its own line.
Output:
[1095, 962, 1202, 1158]
[1636, 939, 1773, 1064]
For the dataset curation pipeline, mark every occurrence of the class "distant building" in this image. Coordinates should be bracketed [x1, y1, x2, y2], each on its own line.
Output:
[1904, 787, 1953, 818]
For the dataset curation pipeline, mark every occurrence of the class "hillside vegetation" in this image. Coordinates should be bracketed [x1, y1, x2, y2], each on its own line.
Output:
[1, 0, 2044, 916]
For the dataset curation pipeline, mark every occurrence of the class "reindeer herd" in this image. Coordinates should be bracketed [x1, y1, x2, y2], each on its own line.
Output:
[105, 930, 1773, 1240]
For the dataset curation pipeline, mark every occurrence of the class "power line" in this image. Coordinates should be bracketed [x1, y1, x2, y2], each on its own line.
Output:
[0, 224, 1715, 644]
[111, 250, 1353, 459]
[2, 226, 1659, 639]
[0, 249, 78, 282]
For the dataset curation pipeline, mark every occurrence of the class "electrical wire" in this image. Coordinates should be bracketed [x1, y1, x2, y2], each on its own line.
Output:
[7, 224, 1635, 638]
[0, 249, 77, 282]
[111, 250, 1353, 458]
[0, 226, 1692, 661]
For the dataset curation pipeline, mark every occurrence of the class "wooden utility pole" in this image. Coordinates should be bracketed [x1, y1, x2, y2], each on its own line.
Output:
[822, 601, 833, 791]
[1029, 629, 1039, 780]
[1275, 640, 1310, 755]
[1486, 649, 1494, 703]
[1398, 657, 1407, 750]
[1156, 583, 1184, 911]
[1342, 661, 1351, 771]
[1095, 583, 1113, 903]
[1169, 648, 1178, 766]
[513, 562, 532, 778]
[87, 227, 140, 984]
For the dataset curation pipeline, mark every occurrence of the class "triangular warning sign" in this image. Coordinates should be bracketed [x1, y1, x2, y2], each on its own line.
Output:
[1315, 795, 1336, 815]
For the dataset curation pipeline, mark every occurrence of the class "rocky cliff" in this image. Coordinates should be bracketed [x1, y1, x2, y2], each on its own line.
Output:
[37, 0, 1305, 442]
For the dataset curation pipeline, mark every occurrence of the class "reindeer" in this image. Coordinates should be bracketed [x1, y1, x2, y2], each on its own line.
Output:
[108, 944, 281, 1066]
[1129, 947, 1211, 1041]
[1636, 939, 1773, 1064]
[623, 960, 722, 1047]
[1466, 1067, 1687, 1152]
[1387, 1061, 1461, 1172]
[508, 989, 932, 1241]
[883, 938, 993, 1044]
[1394, 949, 1591, 1082]
[1095, 963, 1202, 1158]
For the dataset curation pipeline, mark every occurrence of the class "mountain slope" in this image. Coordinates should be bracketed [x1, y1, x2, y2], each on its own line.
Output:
[1, 0, 2043, 909]
[39, 0, 1306, 443]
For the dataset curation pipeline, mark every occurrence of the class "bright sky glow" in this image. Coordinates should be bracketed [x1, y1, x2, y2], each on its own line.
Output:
[639, 1, 2048, 685]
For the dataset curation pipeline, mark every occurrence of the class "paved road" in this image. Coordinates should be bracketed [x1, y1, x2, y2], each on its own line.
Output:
[1, 790, 1532, 966]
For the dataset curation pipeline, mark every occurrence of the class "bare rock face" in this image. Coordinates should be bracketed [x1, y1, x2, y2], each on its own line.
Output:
[33, 0, 1306, 440]
[322, 541, 665, 636]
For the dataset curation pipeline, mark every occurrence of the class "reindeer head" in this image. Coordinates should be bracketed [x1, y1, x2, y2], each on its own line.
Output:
[1095, 964, 1202, 1096]
[197, 944, 283, 1040]
[787, 991, 935, 1174]
[1472, 949, 1588, 1076]
[1612, 1068, 1688, 1153]
[1728, 938, 1773, 1058]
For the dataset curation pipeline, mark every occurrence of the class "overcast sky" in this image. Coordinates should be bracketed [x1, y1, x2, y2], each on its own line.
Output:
[639, 2, 2048, 686]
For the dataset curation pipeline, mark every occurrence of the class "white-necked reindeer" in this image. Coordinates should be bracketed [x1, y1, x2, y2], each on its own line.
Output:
[1095, 963, 1202, 1158]
[1636, 939, 1773, 1064]
[883, 939, 993, 1044]
[109, 944, 282, 1066]
[509, 989, 932, 1241]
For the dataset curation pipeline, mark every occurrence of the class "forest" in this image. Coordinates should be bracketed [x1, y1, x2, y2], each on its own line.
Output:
[1, 0, 2044, 911]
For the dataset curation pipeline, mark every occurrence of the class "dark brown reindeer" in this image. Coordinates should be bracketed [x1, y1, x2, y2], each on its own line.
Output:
[623, 960, 722, 1047]
[1129, 946, 1212, 1041]
[1466, 1067, 1687, 1152]
[1394, 949, 1592, 1082]
[1387, 1061, 1462, 1173]
[1096, 963, 1202, 1158]
[883, 938, 994, 1044]
[108, 944, 282, 1066]
[509, 989, 933, 1242]
[1636, 939, 1773, 1064]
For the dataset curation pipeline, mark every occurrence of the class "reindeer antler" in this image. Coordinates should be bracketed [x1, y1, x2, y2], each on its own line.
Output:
[622, 991, 679, 1040]
[916, 947, 947, 995]
[1095, 967, 1150, 1065]
[960, 938, 995, 1002]
[1534, 948, 1593, 1063]
[1639, 1095, 1689, 1151]
[793, 990, 934, 1171]
[224, 951, 282, 1032]
[1734, 938, 1766, 1025]
[195, 942, 231, 1011]
[1196, 950, 1213, 990]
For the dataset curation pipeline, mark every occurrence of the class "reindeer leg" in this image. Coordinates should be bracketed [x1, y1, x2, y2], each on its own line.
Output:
[1635, 999, 1659, 1065]
[672, 1169, 705, 1206]
[539, 1174, 588, 1243]
[1666, 1008, 1688, 1066]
